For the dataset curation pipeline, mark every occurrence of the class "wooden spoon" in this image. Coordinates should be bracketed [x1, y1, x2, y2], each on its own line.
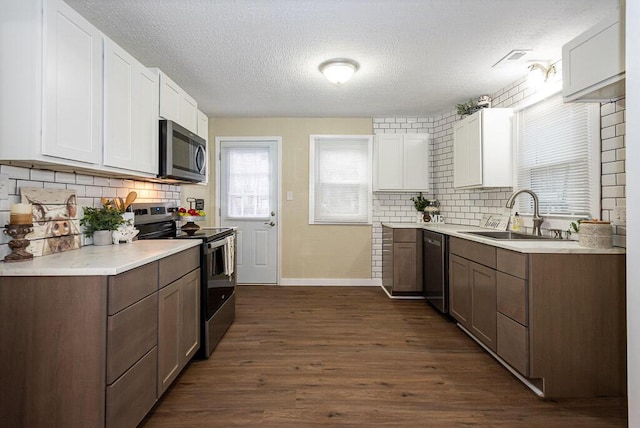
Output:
[124, 192, 137, 210]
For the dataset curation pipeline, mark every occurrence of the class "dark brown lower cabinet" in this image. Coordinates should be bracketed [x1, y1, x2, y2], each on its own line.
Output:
[382, 226, 423, 296]
[449, 237, 626, 398]
[448, 238, 497, 352]
[0, 246, 200, 427]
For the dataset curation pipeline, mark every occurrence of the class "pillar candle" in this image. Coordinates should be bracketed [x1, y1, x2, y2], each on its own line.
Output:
[9, 203, 33, 225]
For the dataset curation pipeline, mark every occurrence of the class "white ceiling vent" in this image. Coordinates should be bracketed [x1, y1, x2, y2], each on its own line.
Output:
[492, 49, 532, 68]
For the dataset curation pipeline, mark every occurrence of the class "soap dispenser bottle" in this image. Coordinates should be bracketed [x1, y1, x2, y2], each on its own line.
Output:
[512, 212, 522, 232]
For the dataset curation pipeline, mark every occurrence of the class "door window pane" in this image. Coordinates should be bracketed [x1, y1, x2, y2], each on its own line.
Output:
[226, 147, 270, 218]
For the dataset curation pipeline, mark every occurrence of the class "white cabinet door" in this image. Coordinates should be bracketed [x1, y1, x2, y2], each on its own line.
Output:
[197, 110, 209, 140]
[562, 9, 625, 102]
[375, 134, 429, 192]
[43, 0, 102, 164]
[179, 94, 198, 134]
[157, 70, 199, 133]
[104, 38, 159, 174]
[453, 109, 512, 189]
[402, 134, 430, 191]
[375, 134, 403, 190]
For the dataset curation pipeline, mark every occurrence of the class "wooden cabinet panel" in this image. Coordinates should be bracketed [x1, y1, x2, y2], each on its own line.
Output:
[449, 254, 471, 328]
[159, 246, 200, 288]
[393, 242, 419, 293]
[158, 280, 181, 396]
[496, 248, 527, 279]
[497, 272, 527, 326]
[106, 347, 157, 428]
[394, 228, 418, 243]
[0, 276, 107, 428]
[497, 313, 529, 376]
[108, 261, 158, 315]
[181, 269, 201, 361]
[470, 261, 497, 352]
[107, 293, 158, 384]
[450, 237, 496, 269]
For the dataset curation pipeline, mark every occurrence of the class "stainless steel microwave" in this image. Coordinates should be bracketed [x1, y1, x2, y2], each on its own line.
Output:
[159, 120, 206, 182]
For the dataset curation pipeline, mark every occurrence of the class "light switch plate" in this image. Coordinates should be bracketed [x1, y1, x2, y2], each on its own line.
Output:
[612, 206, 626, 226]
[286, 191, 293, 201]
[0, 173, 9, 200]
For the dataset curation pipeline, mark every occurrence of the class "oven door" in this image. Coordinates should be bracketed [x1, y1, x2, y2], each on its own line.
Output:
[203, 238, 234, 320]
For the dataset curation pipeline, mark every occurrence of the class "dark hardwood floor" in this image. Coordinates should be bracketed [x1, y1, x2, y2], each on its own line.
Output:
[142, 285, 627, 427]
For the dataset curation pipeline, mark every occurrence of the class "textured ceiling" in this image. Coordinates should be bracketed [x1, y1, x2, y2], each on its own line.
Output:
[66, 0, 619, 118]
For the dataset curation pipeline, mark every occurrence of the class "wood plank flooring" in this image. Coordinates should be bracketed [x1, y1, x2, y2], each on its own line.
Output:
[141, 285, 627, 427]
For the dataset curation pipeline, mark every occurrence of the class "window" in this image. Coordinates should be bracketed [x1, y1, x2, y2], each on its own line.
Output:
[225, 146, 271, 218]
[514, 94, 600, 218]
[309, 135, 373, 224]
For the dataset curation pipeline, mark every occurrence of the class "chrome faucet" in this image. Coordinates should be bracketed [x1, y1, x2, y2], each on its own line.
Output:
[506, 189, 544, 236]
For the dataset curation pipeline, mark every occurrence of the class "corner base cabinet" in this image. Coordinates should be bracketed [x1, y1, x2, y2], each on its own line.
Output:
[449, 236, 626, 398]
[382, 226, 423, 296]
[0, 246, 201, 427]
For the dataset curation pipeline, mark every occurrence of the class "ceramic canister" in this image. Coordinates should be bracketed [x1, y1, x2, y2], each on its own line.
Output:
[578, 220, 613, 249]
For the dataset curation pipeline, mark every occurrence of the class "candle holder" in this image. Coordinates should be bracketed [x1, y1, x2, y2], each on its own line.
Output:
[3, 224, 34, 262]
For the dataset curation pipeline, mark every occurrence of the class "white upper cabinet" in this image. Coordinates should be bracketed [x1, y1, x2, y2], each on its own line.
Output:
[197, 110, 209, 140]
[453, 109, 513, 189]
[374, 133, 430, 192]
[103, 37, 159, 175]
[43, 0, 103, 164]
[0, 0, 103, 166]
[562, 8, 625, 102]
[153, 69, 198, 134]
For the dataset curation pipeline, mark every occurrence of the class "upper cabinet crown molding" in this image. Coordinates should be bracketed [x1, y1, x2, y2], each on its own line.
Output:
[453, 108, 513, 189]
[562, 8, 625, 103]
[374, 133, 430, 192]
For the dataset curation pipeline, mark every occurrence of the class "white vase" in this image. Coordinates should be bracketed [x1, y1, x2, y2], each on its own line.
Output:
[93, 230, 113, 246]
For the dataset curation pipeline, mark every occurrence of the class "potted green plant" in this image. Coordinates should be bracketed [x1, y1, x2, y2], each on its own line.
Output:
[410, 193, 431, 222]
[80, 206, 125, 246]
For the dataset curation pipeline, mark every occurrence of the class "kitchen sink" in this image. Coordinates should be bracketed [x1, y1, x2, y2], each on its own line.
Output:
[462, 231, 554, 240]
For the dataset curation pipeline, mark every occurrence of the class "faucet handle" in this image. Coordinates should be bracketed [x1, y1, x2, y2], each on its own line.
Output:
[549, 228, 564, 239]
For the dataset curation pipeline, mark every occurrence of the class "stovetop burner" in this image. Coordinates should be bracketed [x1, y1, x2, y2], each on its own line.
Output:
[131, 202, 234, 242]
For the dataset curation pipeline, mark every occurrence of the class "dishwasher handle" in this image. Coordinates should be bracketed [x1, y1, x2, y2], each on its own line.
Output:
[424, 237, 441, 247]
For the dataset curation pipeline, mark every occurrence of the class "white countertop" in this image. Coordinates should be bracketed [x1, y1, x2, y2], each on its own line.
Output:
[383, 222, 626, 255]
[0, 240, 201, 276]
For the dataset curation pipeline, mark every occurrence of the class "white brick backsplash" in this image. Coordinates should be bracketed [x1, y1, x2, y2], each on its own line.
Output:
[0, 165, 30, 180]
[55, 172, 76, 183]
[370, 79, 627, 276]
[76, 174, 94, 185]
[85, 186, 103, 197]
[30, 169, 55, 181]
[94, 177, 110, 186]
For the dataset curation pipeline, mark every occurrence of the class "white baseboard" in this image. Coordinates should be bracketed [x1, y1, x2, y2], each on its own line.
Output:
[279, 278, 382, 286]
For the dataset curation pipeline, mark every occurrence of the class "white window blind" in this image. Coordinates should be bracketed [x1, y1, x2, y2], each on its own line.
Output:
[226, 147, 270, 218]
[309, 135, 373, 224]
[515, 94, 600, 217]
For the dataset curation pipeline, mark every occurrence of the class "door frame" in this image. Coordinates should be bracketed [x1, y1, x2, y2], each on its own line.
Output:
[215, 136, 282, 285]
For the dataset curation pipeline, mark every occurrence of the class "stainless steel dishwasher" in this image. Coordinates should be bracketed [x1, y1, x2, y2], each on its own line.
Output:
[423, 230, 449, 313]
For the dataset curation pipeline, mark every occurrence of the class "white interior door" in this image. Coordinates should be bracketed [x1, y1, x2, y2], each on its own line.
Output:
[219, 139, 279, 284]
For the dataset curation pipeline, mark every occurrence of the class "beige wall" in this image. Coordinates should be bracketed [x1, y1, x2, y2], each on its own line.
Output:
[183, 117, 374, 280]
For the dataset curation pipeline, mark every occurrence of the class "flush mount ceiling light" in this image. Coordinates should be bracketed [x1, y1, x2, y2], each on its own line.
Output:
[319, 58, 359, 85]
[528, 62, 557, 85]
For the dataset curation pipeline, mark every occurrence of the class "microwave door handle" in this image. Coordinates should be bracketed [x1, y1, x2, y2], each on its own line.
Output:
[195, 145, 206, 174]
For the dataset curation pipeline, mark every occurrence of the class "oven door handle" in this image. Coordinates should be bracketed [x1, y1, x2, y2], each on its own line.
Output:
[206, 239, 227, 252]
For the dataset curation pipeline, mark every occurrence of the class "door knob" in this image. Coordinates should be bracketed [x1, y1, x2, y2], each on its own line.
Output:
[264, 221, 276, 227]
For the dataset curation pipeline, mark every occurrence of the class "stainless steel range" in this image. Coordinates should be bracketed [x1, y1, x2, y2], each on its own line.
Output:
[132, 202, 236, 358]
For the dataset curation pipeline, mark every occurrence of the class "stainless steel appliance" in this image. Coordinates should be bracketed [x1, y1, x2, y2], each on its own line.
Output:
[132, 202, 235, 358]
[423, 230, 449, 313]
[159, 120, 207, 183]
